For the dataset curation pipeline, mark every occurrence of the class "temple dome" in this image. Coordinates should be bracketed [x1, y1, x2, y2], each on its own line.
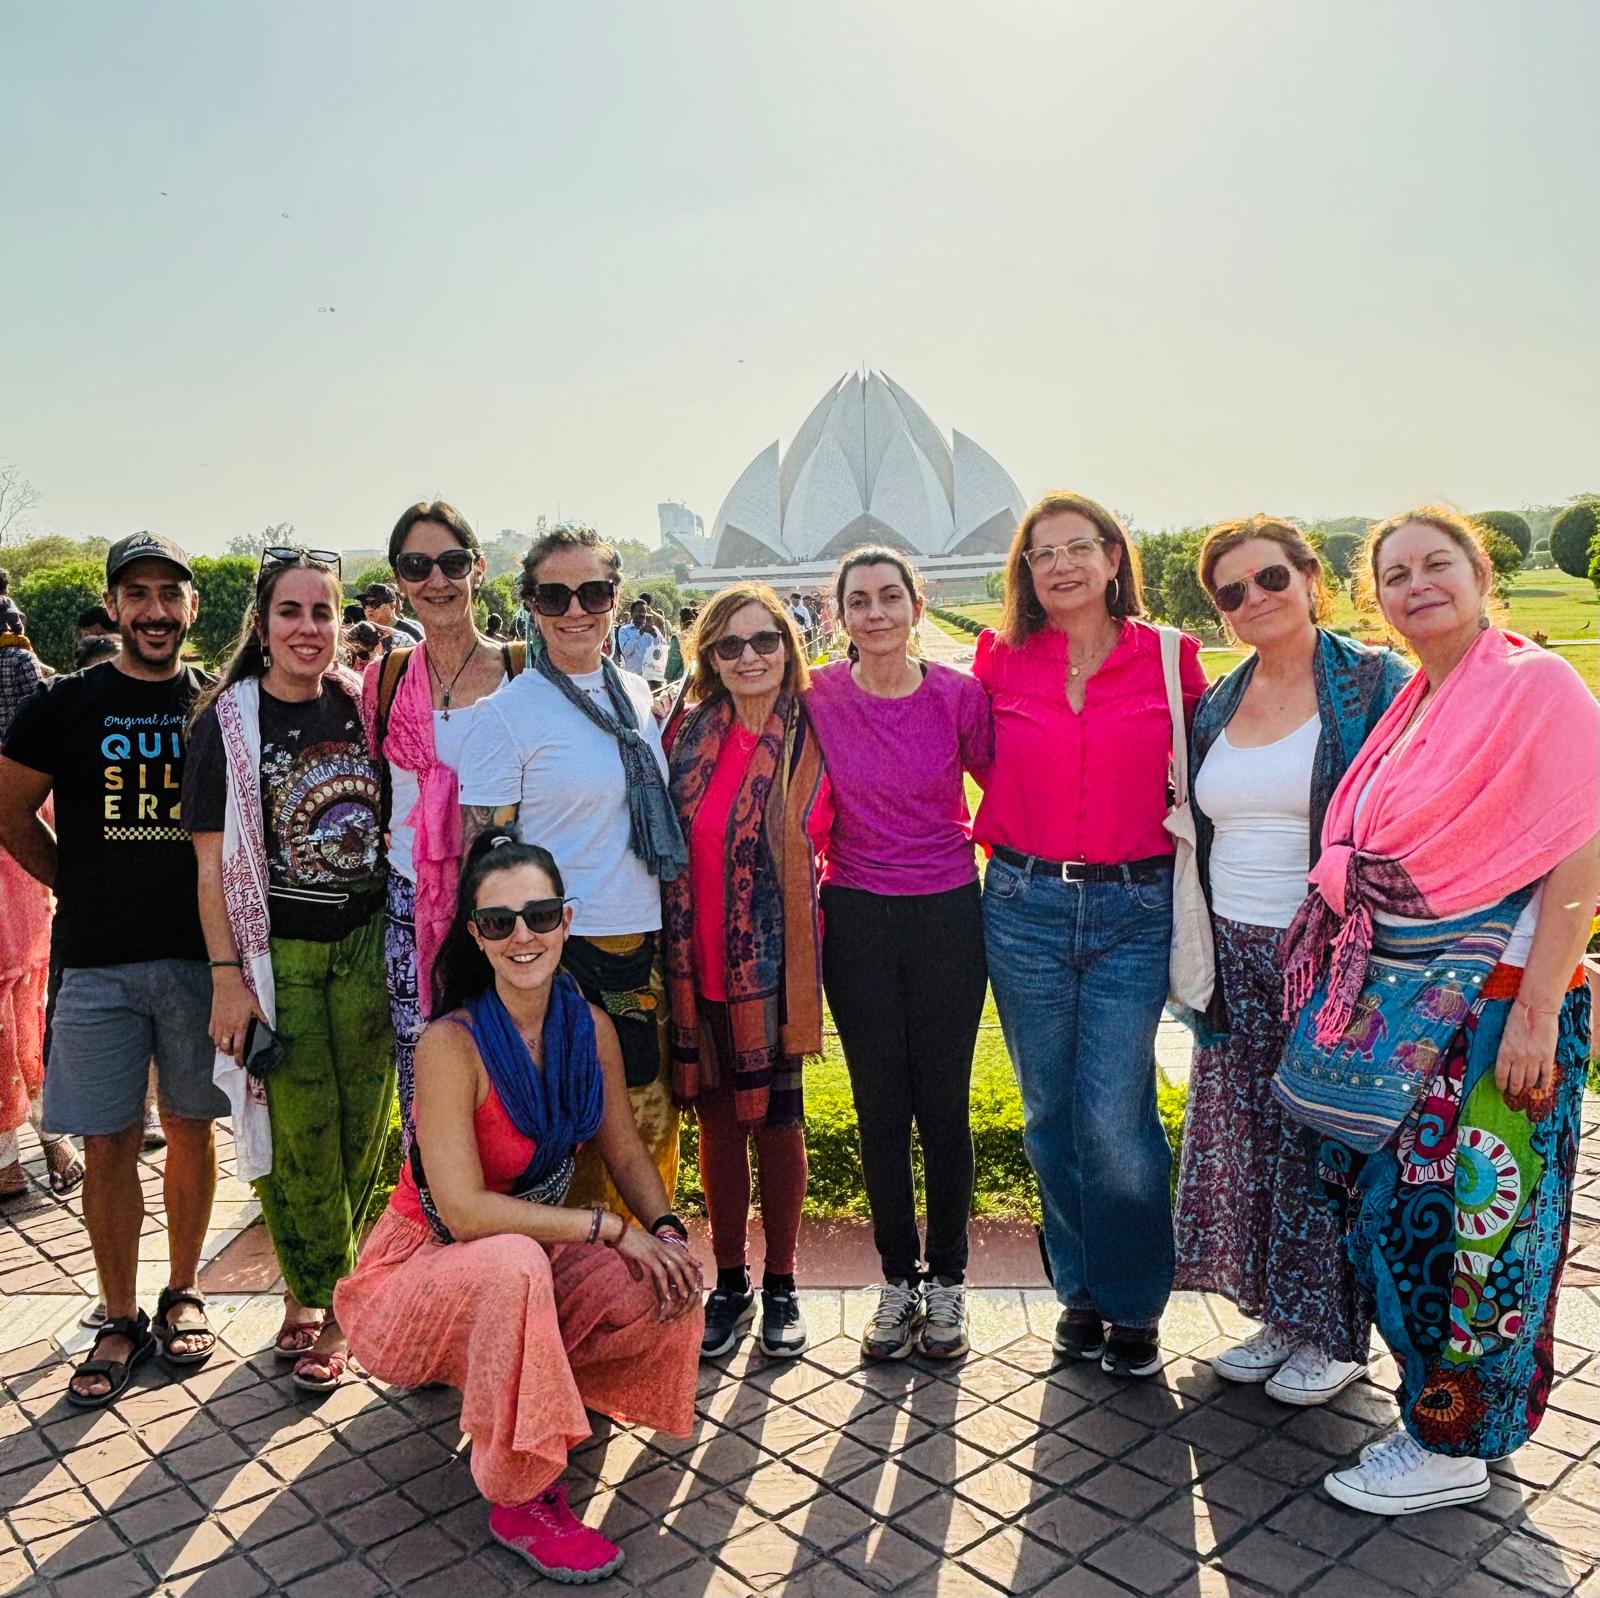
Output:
[707, 371, 1025, 568]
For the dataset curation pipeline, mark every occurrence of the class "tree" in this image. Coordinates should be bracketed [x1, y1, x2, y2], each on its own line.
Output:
[1550, 500, 1600, 579]
[1, 532, 110, 581]
[984, 569, 1005, 601]
[14, 560, 104, 670]
[189, 556, 257, 666]
[0, 464, 42, 546]
[346, 561, 394, 604]
[475, 573, 521, 633]
[1133, 532, 1183, 618]
[1480, 530, 1523, 602]
[1155, 530, 1215, 633]
[1589, 534, 1600, 595]
[1321, 530, 1363, 580]
[1472, 510, 1531, 558]
[224, 522, 294, 559]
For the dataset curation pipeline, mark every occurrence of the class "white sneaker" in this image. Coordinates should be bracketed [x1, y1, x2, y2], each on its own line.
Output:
[1210, 1326, 1294, 1384]
[1265, 1346, 1366, 1407]
[1324, 1429, 1490, 1515]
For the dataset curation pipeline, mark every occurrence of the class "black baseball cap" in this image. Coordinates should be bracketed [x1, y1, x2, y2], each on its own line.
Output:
[360, 582, 398, 604]
[105, 531, 194, 586]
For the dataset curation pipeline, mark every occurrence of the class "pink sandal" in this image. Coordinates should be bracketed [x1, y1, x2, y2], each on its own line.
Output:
[490, 1484, 624, 1584]
[291, 1349, 347, 1393]
[273, 1316, 323, 1361]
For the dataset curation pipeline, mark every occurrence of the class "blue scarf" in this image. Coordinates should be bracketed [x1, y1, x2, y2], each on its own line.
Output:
[465, 971, 606, 1189]
[1189, 629, 1412, 1038]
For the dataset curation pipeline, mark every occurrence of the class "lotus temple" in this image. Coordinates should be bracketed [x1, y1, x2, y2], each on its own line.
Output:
[662, 370, 1027, 596]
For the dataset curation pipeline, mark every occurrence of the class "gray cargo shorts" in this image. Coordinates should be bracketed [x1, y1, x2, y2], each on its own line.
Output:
[42, 960, 227, 1137]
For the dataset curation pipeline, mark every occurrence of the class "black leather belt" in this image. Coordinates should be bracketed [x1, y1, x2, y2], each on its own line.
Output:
[990, 845, 1171, 884]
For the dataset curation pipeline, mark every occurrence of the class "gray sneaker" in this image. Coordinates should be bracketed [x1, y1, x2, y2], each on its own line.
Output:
[918, 1279, 969, 1360]
[861, 1280, 923, 1361]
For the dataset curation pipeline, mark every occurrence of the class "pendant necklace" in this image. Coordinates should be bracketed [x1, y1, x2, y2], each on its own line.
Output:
[426, 645, 476, 719]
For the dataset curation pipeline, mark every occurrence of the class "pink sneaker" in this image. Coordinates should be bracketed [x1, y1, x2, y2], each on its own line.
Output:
[489, 1484, 624, 1583]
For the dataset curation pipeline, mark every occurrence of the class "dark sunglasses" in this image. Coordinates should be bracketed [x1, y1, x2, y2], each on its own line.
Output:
[470, 897, 572, 940]
[395, 549, 476, 583]
[531, 580, 617, 617]
[1212, 563, 1293, 613]
[259, 545, 343, 578]
[711, 629, 785, 663]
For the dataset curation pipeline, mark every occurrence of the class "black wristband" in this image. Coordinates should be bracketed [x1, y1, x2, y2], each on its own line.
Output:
[649, 1212, 688, 1242]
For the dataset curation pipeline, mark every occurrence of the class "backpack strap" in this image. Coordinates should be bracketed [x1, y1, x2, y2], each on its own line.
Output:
[501, 640, 527, 679]
[374, 644, 413, 839]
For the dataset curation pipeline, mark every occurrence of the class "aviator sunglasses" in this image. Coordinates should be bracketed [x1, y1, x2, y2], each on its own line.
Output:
[395, 548, 476, 582]
[470, 897, 573, 940]
[530, 580, 617, 617]
[711, 629, 784, 662]
[1212, 563, 1293, 613]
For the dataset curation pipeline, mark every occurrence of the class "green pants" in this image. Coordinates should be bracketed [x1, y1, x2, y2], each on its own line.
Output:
[255, 914, 395, 1309]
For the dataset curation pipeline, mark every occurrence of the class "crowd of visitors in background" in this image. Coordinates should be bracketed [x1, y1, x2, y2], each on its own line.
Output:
[0, 490, 1593, 1580]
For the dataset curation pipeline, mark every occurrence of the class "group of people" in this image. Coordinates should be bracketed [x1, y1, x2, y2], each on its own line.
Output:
[0, 490, 1592, 1581]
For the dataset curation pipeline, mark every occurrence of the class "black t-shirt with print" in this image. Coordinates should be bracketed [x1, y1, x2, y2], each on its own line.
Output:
[1, 664, 209, 968]
[184, 681, 384, 943]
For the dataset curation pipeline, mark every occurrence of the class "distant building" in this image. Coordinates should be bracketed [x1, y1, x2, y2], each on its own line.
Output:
[667, 370, 1026, 595]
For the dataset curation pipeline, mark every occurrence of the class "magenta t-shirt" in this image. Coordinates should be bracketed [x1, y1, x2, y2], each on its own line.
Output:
[805, 659, 993, 896]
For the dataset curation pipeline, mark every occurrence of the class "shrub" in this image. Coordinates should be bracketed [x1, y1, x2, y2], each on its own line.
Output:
[1472, 510, 1531, 557]
[1550, 500, 1599, 579]
[1480, 530, 1523, 602]
[14, 560, 104, 670]
[475, 572, 521, 632]
[188, 556, 257, 667]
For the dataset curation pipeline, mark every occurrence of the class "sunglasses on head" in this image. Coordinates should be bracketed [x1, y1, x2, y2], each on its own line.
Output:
[711, 629, 785, 662]
[395, 549, 476, 583]
[259, 545, 343, 578]
[470, 897, 572, 940]
[1212, 563, 1293, 613]
[530, 580, 617, 617]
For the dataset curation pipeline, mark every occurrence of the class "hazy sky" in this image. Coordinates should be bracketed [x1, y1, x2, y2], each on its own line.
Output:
[4, 1, 1596, 556]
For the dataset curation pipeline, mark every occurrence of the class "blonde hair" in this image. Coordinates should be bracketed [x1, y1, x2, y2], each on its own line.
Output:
[1000, 492, 1144, 646]
[684, 582, 810, 704]
[1199, 514, 1332, 624]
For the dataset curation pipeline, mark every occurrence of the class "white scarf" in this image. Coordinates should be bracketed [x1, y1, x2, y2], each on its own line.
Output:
[212, 678, 276, 1181]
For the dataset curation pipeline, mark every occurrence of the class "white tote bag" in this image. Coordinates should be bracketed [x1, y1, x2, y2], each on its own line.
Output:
[1158, 627, 1216, 1013]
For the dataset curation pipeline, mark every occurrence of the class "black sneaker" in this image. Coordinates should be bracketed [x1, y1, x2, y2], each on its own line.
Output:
[1052, 1310, 1105, 1361]
[861, 1280, 923, 1361]
[1101, 1325, 1162, 1378]
[700, 1287, 755, 1358]
[759, 1290, 808, 1358]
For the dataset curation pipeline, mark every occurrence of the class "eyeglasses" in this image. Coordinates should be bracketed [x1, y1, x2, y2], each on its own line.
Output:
[360, 596, 390, 609]
[395, 549, 475, 583]
[530, 580, 617, 617]
[259, 545, 343, 577]
[1023, 537, 1105, 571]
[470, 897, 572, 940]
[1212, 563, 1293, 613]
[711, 629, 784, 662]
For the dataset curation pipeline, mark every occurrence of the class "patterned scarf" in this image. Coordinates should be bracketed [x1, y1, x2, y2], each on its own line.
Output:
[532, 649, 687, 882]
[663, 692, 826, 1128]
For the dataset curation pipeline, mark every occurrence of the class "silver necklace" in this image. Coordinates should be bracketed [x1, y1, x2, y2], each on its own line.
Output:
[425, 641, 478, 719]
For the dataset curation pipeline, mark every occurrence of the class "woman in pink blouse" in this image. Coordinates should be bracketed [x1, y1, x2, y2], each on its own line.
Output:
[975, 492, 1207, 1379]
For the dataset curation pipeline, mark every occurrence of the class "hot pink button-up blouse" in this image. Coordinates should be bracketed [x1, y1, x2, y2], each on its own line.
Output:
[971, 619, 1208, 864]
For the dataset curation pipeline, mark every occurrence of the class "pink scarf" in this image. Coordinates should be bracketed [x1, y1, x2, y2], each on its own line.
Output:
[362, 646, 461, 1018]
[1282, 628, 1600, 1044]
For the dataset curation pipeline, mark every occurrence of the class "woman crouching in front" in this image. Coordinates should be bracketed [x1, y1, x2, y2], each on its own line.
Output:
[335, 832, 704, 1583]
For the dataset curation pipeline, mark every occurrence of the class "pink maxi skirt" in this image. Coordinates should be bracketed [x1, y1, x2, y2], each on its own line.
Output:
[336, 1209, 702, 1505]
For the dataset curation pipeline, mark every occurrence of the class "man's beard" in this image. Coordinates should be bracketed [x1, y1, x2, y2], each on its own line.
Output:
[122, 619, 189, 667]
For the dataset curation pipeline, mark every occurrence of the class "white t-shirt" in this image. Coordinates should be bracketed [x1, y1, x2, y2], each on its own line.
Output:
[616, 623, 668, 679]
[387, 680, 505, 883]
[456, 665, 668, 935]
[1354, 772, 1542, 964]
[1194, 714, 1320, 929]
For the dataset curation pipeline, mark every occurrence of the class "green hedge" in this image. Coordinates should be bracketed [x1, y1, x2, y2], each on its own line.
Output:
[365, 999, 1193, 1228]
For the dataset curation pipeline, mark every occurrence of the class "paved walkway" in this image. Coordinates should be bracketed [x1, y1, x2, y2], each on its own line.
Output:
[2, 1100, 1598, 1597]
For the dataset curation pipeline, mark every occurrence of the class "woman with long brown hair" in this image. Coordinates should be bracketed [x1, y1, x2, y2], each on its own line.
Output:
[976, 492, 1207, 1379]
[184, 549, 394, 1392]
[662, 582, 832, 1361]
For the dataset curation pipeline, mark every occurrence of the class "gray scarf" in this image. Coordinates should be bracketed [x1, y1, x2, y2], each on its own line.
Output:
[534, 649, 688, 883]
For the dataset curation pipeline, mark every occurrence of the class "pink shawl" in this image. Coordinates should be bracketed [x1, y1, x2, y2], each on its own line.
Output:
[1282, 628, 1600, 1044]
[362, 646, 461, 1018]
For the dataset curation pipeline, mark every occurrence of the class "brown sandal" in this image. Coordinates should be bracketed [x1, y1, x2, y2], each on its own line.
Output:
[274, 1316, 324, 1360]
[291, 1349, 347, 1393]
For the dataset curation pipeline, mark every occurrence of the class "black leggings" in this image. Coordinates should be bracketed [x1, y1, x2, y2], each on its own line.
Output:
[821, 880, 987, 1282]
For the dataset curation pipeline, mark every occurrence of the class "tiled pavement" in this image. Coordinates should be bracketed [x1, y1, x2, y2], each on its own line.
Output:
[2, 1106, 1597, 1597]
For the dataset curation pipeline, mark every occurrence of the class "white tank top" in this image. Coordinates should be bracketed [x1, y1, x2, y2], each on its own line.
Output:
[1194, 714, 1320, 929]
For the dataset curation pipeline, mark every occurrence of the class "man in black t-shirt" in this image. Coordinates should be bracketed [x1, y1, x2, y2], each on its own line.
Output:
[0, 532, 224, 1405]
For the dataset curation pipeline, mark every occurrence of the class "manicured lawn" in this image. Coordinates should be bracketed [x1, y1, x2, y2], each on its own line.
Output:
[940, 571, 1599, 692]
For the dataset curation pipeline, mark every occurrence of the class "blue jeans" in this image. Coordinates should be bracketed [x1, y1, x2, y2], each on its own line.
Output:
[983, 855, 1175, 1326]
